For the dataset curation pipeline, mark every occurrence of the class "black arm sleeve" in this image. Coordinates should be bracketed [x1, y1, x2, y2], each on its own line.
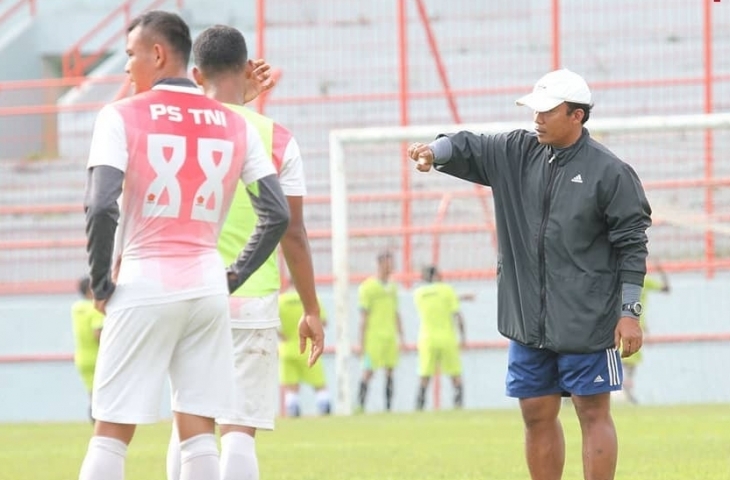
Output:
[434, 130, 519, 187]
[603, 163, 653, 286]
[84, 165, 123, 300]
[227, 174, 291, 293]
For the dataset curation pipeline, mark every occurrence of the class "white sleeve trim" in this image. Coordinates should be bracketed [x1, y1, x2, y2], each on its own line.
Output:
[87, 105, 128, 172]
[241, 118, 277, 185]
[278, 136, 307, 196]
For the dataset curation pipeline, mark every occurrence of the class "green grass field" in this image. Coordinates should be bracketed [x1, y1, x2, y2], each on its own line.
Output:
[1, 404, 728, 480]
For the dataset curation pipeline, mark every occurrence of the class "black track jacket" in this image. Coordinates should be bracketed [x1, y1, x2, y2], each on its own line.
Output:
[434, 128, 652, 353]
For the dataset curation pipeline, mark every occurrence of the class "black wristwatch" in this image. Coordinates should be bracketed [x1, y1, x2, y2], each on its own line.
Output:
[622, 302, 643, 317]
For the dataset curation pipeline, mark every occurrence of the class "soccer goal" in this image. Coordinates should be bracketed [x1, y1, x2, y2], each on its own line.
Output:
[328, 112, 730, 415]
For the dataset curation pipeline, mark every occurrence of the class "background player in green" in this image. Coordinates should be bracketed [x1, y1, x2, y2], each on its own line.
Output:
[357, 251, 405, 412]
[413, 266, 466, 410]
[621, 263, 670, 404]
[71, 275, 104, 420]
[279, 290, 331, 417]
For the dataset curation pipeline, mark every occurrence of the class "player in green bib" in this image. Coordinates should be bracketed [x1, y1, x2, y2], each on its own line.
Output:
[621, 265, 670, 404]
[357, 251, 405, 412]
[413, 266, 466, 410]
[71, 276, 104, 419]
[166, 26, 324, 480]
[278, 290, 330, 416]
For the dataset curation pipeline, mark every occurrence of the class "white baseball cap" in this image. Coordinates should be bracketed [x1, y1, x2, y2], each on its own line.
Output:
[515, 69, 592, 112]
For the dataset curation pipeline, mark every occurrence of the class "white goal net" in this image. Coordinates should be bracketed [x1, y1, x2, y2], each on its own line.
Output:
[327, 112, 730, 415]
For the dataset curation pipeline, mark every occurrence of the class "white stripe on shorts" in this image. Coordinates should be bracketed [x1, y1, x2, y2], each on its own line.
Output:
[606, 348, 620, 386]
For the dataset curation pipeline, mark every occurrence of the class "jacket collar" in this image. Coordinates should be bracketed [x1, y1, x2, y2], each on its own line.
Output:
[549, 127, 589, 166]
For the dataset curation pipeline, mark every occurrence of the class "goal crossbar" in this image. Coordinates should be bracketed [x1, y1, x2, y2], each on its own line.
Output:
[330, 112, 730, 144]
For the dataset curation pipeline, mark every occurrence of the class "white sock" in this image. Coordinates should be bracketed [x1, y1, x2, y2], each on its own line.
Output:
[316, 389, 331, 415]
[179, 434, 219, 480]
[220, 432, 259, 480]
[166, 422, 181, 480]
[284, 392, 300, 417]
[78, 436, 127, 480]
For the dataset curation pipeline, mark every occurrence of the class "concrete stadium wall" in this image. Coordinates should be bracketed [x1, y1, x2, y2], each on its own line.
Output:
[0, 18, 43, 160]
[1, 274, 729, 423]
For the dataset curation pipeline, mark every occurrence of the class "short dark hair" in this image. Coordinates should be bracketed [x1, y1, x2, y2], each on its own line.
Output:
[422, 265, 439, 282]
[193, 25, 248, 78]
[566, 102, 592, 124]
[78, 276, 91, 297]
[128, 10, 191, 66]
[377, 251, 393, 263]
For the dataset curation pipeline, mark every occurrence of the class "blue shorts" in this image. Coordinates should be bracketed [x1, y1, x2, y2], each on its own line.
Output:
[506, 341, 623, 398]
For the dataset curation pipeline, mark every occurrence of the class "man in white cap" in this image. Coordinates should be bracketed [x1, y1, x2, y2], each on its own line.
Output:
[406, 69, 652, 480]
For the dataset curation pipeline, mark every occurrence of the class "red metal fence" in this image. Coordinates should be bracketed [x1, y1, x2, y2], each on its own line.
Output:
[61, 0, 184, 78]
[0, 0, 729, 293]
[0, 0, 35, 26]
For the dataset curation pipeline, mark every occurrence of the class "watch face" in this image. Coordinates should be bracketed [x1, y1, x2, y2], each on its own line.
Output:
[633, 303, 643, 315]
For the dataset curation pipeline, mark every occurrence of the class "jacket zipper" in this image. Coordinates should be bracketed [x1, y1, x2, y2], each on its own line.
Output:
[537, 154, 558, 348]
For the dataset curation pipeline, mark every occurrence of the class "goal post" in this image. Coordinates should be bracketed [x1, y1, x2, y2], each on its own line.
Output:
[328, 112, 730, 415]
[328, 131, 353, 416]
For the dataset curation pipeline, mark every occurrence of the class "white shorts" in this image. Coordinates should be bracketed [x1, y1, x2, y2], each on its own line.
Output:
[92, 295, 235, 424]
[228, 292, 279, 329]
[216, 327, 279, 430]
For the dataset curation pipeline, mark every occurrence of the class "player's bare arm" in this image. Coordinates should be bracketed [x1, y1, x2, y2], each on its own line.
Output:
[84, 165, 123, 314]
[280, 194, 325, 367]
[227, 174, 290, 292]
[455, 311, 466, 348]
[397, 313, 406, 349]
[458, 292, 476, 302]
[657, 264, 671, 292]
[358, 310, 369, 356]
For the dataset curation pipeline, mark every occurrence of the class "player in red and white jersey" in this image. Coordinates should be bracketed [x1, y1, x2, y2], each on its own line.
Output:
[78, 11, 290, 480]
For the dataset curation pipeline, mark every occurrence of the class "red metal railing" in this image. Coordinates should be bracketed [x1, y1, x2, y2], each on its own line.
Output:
[0, 0, 729, 294]
[60, 0, 184, 78]
[251, 0, 727, 282]
[0, 0, 35, 26]
[393, 0, 467, 285]
[703, 0, 716, 278]
[1, 140, 730, 295]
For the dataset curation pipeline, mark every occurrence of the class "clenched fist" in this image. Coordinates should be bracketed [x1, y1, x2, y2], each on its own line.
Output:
[407, 143, 435, 172]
